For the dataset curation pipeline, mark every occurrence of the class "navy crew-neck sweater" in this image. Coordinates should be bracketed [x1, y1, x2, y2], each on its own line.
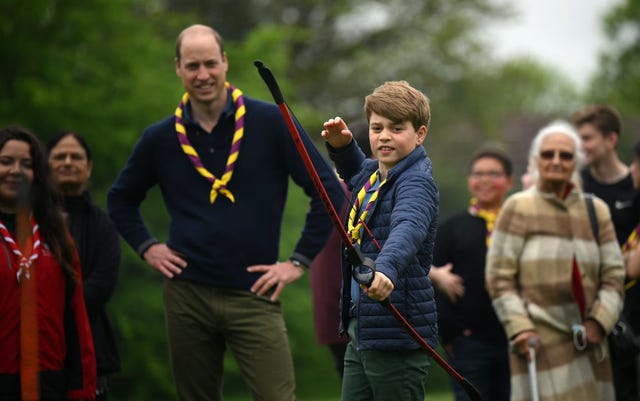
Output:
[108, 93, 344, 290]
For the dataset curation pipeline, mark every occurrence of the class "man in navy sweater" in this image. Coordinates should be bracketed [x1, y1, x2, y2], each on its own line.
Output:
[107, 24, 343, 401]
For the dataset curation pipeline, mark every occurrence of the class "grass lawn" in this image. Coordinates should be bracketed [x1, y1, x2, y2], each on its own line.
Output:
[227, 390, 454, 401]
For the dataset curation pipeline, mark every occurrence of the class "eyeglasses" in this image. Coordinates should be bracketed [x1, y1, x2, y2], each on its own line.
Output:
[539, 150, 574, 161]
[470, 171, 505, 179]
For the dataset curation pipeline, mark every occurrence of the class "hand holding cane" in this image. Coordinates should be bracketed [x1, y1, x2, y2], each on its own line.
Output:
[527, 337, 540, 401]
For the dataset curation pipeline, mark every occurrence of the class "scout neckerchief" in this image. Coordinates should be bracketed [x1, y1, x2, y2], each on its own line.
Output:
[622, 223, 640, 290]
[174, 82, 245, 204]
[469, 197, 498, 247]
[347, 170, 386, 244]
[0, 216, 40, 282]
[0, 214, 41, 401]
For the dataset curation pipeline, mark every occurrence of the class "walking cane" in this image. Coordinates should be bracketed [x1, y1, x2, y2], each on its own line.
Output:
[528, 337, 540, 401]
[254, 60, 482, 401]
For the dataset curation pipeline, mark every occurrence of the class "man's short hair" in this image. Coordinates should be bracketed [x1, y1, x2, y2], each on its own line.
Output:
[469, 148, 513, 177]
[175, 24, 225, 61]
[571, 104, 622, 139]
[364, 81, 430, 131]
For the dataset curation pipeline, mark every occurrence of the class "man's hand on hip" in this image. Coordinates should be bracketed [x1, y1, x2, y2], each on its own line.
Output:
[247, 261, 304, 302]
[143, 243, 187, 279]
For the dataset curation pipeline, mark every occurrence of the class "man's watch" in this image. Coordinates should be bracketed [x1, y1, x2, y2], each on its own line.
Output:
[289, 258, 307, 269]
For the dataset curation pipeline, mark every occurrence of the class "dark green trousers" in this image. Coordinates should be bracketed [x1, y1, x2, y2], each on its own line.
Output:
[341, 319, 429, 401]
[163, 279, 296, 401]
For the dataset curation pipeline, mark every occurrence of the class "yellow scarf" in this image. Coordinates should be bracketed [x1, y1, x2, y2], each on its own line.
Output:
[469, 197, 498, 247]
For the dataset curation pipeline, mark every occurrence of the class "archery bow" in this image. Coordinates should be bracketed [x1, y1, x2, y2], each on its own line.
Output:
[254, 60, 482, 401]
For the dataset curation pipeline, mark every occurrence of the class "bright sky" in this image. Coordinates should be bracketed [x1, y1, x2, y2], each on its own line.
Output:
[486, 0, 620, 90]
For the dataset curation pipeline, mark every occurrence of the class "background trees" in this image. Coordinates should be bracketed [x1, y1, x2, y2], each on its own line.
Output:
[586, 0, 640, 161]
[1, 0, 634, 399]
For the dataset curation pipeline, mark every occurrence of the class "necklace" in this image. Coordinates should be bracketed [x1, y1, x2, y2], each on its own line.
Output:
[175, 82, 245, 203]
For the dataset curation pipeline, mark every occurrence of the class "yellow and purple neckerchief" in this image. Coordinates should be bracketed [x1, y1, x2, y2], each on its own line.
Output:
[348, 170, 386, 244]
[469, 197, 498, 247]
[623, 223, 640, 290]
[174, 82, 245, 204]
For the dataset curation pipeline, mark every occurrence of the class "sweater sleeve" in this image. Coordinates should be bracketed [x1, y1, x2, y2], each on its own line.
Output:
[107, 129, 159, 256]
[82, 209, 121, 315]
[327, 139, 366, 187]
[588, 198, 626, 333]
[65, 256, 97, 400]
[432, 217, 462, 344]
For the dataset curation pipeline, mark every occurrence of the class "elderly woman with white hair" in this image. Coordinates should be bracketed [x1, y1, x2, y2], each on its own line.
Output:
[486, 120, 625, 401]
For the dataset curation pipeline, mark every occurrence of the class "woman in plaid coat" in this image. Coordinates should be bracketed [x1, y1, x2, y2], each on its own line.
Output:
[486, 120, 625, 401]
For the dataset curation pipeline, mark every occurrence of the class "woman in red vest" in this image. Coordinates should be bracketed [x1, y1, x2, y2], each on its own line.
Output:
[0, 126, 96, 401]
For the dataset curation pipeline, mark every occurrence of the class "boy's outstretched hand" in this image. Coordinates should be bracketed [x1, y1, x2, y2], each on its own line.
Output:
[322, 116, 353, 149]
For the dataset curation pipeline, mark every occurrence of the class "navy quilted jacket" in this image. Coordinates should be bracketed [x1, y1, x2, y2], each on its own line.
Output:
[329, 140, 439, 350]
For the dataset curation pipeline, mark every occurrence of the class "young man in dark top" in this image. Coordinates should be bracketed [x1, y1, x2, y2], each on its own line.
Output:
[573, 104, 640, 401]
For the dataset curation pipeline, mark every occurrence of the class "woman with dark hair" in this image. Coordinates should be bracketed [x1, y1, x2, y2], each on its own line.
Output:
[47, 131, 121, 401]
[0, 126, 96, 401]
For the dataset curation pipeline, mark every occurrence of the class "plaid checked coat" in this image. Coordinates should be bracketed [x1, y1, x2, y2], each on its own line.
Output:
[486, 187, 625, 401]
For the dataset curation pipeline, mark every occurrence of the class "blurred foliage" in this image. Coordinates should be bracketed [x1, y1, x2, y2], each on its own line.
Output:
[586, 0, 640, 163]
[2, 0, 635, 399]
[588, 0, 640, 115]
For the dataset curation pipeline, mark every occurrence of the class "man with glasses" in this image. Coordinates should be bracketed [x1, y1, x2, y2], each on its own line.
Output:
[573, 105, 640, 401]
[431, 148, 513, 401]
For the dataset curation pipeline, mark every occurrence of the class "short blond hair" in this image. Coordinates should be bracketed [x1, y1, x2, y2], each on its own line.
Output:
[364, 81, 430, 131]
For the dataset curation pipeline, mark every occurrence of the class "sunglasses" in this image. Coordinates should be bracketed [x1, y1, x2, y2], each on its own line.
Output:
[539, 150, 574, 161]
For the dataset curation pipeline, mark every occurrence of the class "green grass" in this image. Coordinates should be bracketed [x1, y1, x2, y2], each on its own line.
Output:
[226, 390, 454, 401]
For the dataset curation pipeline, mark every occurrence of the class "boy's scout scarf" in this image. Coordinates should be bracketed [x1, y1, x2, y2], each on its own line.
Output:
[469, 197, 498, 247]
[348, 170, 386, 244]
[174, 82, 245, 204]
